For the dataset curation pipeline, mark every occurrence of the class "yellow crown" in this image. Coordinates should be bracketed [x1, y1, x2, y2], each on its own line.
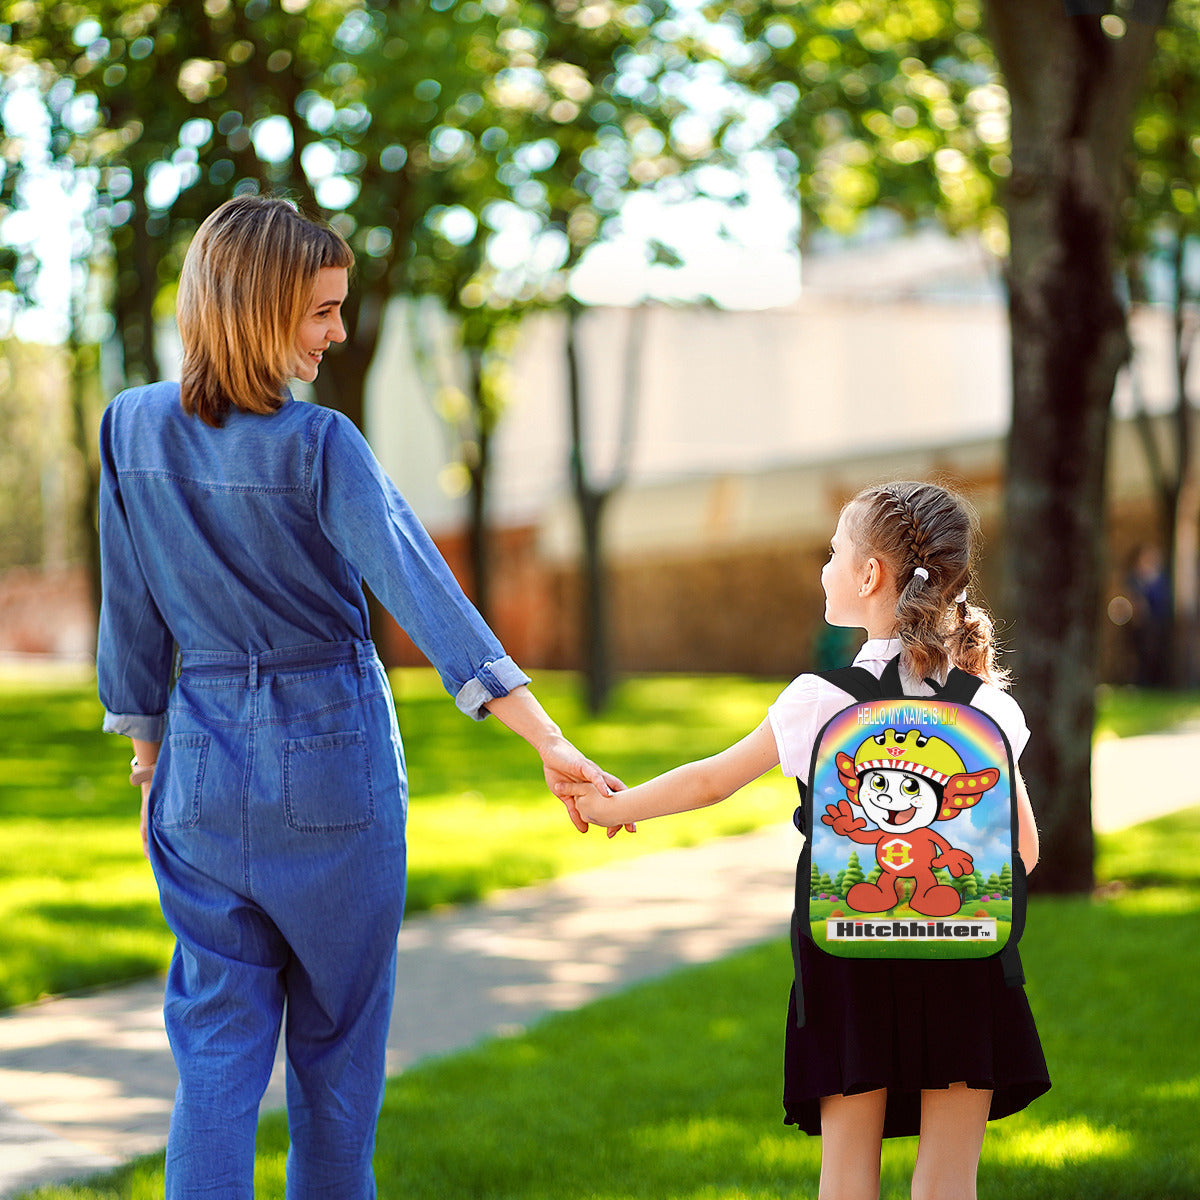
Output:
[853, 728, 966, 785]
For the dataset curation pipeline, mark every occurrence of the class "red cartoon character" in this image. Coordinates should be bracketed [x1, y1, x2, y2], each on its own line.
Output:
[821, 728, 999, 918]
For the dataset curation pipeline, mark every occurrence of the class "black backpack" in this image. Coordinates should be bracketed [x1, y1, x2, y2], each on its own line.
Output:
[790, 656, 1025, 1025]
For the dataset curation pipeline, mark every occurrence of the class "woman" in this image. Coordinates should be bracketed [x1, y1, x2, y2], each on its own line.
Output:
[97, 195, 618, 1198]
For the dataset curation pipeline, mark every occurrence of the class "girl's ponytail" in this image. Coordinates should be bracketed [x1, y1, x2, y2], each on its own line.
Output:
[946, 596, 1009, 689]
[844, 481, 1009, 690]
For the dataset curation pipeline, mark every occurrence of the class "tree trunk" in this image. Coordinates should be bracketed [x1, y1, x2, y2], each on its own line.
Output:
[464, 345, 492, 625]
[312, 278, 397, 662]
[112, 178, 162, 388]
[565, 301, 613, 715]
[1168, 225, 1199, 686]
[67, 331, 102, 626]
[986, 4, 1160, 893]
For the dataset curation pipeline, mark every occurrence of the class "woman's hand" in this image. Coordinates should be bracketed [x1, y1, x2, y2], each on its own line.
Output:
[537, 733, 633, 837]
[130, 737, 160, 861]
[140, 784, 152, 859]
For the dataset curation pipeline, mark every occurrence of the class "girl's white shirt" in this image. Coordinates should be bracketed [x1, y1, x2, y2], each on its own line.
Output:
[767, 638, 1030, 779]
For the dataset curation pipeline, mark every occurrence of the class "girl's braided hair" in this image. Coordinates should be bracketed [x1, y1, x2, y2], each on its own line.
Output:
[843, 480, 1009, 689]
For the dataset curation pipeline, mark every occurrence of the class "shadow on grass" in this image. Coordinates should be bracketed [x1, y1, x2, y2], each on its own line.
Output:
[0, 905, 167, 1007]
[405, 853, 561, 912]
[1096, 805, 1200, 891]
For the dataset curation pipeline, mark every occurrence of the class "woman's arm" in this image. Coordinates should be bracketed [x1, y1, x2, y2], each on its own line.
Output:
[97, 399, 174, 742]
[566, 718, 781, 828]
[483, 686, 626, 832]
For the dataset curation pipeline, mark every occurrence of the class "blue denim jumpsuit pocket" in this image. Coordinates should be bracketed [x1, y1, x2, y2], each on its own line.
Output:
[149, 641, 407, 1199]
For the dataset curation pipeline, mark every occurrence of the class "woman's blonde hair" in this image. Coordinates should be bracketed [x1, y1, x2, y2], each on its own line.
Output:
[177, 195, 354, 426]
[843, 480, 1009, 689]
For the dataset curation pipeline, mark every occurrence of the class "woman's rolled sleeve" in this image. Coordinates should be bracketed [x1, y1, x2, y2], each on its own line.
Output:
[455, 655, 530, 721]
[313, 411, 530, 716]
[102, 708, 167, 741]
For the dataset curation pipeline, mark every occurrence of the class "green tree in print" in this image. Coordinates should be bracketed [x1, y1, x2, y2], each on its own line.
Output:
[843, 851, 866, 892]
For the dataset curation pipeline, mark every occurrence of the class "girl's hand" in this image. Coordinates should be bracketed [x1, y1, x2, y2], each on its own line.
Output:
[553, 778, 636, 838]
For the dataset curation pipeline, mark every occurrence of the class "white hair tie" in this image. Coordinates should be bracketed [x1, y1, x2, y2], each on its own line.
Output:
[955, 589, 968, 604]
[912, 567, 929, 583]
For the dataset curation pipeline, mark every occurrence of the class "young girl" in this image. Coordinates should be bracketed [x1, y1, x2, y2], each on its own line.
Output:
[563, 481, 1049, 1200]
[97, 195, 617, 1198]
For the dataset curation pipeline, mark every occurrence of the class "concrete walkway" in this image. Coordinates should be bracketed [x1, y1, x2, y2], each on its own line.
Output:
[0, 727, 1195, 1197]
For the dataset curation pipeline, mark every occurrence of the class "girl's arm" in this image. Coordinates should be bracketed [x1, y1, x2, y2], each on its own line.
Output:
[1015, 766, 1039, 873]
[567, 718, 781, 828]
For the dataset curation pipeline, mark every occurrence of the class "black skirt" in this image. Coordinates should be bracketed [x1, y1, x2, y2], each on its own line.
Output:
[783, 938, 1050, 1139]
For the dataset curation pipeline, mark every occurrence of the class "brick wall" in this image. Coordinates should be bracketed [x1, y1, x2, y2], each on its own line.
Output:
[1, 500, 1160, 685]
[0, 565, 96, 658]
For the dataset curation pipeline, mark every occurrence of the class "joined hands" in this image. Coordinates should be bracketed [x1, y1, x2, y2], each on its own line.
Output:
[539, 736, 634, 837]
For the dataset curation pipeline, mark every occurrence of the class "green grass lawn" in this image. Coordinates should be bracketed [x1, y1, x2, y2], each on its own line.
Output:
[3, 671, 1199, 1011]
[1093, 683, 1200, 740]
[0, 668, 787, 1009]
[15, 801, 1200, 1198]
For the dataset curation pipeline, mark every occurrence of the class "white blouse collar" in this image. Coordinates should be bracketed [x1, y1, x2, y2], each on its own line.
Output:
[853, 638, 902, 666]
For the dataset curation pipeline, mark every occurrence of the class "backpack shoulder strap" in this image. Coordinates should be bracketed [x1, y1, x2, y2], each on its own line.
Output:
[875, 656, 988, 705]
[927, 666, 985, 705]
[792, 656, 894, 1028]
[816, 664, 887, 702]
[878, 655, 905, 697]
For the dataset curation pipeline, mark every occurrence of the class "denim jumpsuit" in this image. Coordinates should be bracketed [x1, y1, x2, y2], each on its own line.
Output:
[96, 383, 529, 1198]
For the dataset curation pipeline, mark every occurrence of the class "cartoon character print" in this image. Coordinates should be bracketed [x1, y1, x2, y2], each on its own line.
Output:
[821, 728, 1000, 918]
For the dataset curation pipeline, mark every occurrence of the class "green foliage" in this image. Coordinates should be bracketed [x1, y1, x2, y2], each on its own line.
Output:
[982, 867, 1012, 898]
[703, 0, 1007, 250]
[1123, 0, 1200, 276]
[843, 849, 865, 887]
[18, 806, 1200, 1200]
[0, 341, 69, 568]
[0, 0, 687, 403]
